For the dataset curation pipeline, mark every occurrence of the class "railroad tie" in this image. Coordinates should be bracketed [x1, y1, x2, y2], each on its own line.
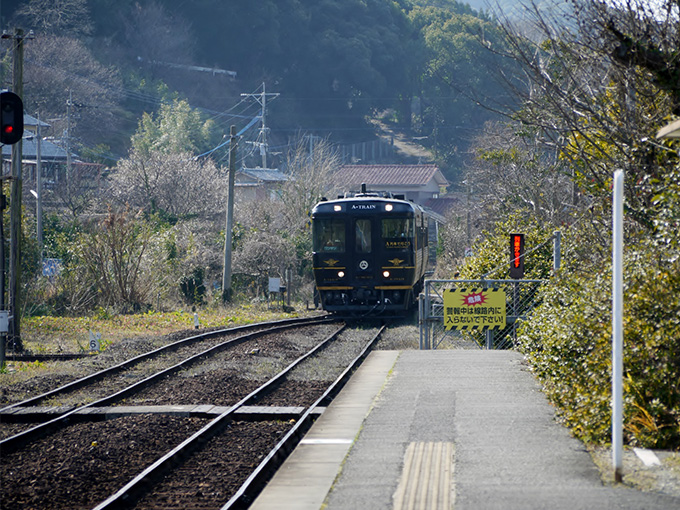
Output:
[392, 441, 454, 510]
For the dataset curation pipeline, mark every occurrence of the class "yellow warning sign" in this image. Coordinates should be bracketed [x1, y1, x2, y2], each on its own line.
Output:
[443, 288, 506, 330]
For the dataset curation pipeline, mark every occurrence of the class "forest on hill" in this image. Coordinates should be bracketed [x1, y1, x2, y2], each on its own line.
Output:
[1, 0, 519, 182]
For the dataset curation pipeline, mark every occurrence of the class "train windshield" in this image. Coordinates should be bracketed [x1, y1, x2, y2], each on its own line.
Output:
[314, 218, 346, 252]
[355, 219, 372, 253]
[382, 218, 413, 239]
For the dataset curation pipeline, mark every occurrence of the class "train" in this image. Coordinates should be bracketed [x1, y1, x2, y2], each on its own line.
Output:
[311, 185, 429, 316]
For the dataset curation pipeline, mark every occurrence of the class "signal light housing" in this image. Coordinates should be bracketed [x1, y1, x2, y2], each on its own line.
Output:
[1, 91, 24, 145]
[509, 233, 525, 279]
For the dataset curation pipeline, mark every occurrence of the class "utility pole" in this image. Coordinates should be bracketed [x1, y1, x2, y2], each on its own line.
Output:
[222, 125, 238, 303]
[35, 112, 43, 256]
[66, 90, 72, 186]
[242, 83, 279, 168]
[7, 28, 28, 353]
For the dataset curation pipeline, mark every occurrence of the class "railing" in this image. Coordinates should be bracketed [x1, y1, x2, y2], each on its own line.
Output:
[418, 279, 546, 350]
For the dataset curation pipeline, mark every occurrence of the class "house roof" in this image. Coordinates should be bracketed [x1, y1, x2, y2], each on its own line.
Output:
[424, 196, 459, 216]
[23, 114, 51, 129]
[2, 135, 69, 160]
[238, 167, 289, 183]
[335, 164, 448, 188]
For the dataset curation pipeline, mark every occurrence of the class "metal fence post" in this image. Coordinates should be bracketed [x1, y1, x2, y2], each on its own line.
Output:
[486, 329, 493, 350]
[418, 292, 425, 350]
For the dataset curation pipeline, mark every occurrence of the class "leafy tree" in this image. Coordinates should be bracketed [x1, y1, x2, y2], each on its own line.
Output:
[474, 0, 680, 448]
[278, 137, 342, 234]
[121, 0, 195, 69]
[131, 98, 220, 158]
[518, 238, 680, 448]
[406, 4, 520, 174]
[108, 149, 226, 220]
[465, 121, 574, 227]
[13, 0, 93, 36]
[233, 231, 297, 297]
[20, 34, 123, 145]
[80, 207, 154, 310]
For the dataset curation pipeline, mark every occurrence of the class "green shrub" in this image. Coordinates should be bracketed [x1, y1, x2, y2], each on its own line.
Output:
[518, 248, 680, 448]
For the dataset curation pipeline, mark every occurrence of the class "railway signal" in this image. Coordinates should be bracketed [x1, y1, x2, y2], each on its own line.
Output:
[0, 91, 24, 145]
[509, 233, 525, 279]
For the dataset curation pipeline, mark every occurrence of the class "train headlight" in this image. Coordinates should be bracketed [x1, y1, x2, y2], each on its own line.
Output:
[334, 205, 342, 211]
[385, 204, 393, 212]
[338, 271, 345, 278]
[383, 270, 390, 278]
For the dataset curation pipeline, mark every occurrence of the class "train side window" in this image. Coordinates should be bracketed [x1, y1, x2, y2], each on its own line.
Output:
[355, 219, 372, 253]
[382, 218, 413, 238]
[314, 219, 346, 252]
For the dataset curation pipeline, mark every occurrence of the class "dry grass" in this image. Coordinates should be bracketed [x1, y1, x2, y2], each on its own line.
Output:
[1, 305, 311, 379]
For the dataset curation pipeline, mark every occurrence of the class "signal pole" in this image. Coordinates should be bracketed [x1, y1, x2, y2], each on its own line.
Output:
[241, 83, 279, 168]
[6, 28, 28, 353]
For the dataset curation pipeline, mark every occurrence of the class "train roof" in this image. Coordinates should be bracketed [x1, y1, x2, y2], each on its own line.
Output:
[311, 189, 425, 215]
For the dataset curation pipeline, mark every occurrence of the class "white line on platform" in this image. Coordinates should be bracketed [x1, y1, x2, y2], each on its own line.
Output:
[299, 438, 353, 445]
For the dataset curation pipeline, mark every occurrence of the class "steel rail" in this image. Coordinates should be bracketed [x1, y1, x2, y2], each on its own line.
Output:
[0, 316, 337, 454]
[91, 323, 348, 510]
[1, 315, 329, 413]
[223, 324, 387, 509]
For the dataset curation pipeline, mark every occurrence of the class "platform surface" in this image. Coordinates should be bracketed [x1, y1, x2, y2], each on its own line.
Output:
[251, 350, 680, 510]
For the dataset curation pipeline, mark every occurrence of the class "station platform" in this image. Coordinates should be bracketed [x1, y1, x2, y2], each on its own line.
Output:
[250, 350, 680, 510]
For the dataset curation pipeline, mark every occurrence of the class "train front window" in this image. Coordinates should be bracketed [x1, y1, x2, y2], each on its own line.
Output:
[314, 219, 346, 252]
[355, 219, 372, 253]
[382, 218, 413, 239]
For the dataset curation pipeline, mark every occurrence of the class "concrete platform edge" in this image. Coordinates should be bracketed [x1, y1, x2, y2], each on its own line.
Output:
[249, 350, 400, 510]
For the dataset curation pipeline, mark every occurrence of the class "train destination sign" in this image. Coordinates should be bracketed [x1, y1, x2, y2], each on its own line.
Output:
[443, 288, 506, 330]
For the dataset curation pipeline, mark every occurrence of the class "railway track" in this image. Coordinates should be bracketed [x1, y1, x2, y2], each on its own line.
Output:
[0, 317, 386, 509]
[0, 315, 334, 443]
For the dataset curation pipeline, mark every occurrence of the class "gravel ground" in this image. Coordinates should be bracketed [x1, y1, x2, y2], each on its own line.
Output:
[2, 319, 678, 502]
[0, 323, 356, 508]
[0, 415, 209, 510]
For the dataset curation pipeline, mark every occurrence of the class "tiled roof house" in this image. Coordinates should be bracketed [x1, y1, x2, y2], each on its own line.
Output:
[333, 164, 448, 206]
[235, 167, 290, 201]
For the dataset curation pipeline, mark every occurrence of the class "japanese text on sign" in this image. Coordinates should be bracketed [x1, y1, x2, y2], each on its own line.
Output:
[443, 288, 506, 330]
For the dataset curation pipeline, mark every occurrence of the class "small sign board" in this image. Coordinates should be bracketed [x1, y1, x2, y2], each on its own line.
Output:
[443, 288, 506, 330]
[43, 258, 62, 277]
[269, 277, 282, 293]
[0, 310, 9, 333]
[89, 331, 101, 352]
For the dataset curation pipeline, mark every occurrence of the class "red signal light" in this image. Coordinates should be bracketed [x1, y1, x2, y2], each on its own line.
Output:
[1, 91, 24, 145]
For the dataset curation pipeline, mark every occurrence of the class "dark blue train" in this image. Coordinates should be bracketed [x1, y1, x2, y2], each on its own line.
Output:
[311, 185, 428, 316]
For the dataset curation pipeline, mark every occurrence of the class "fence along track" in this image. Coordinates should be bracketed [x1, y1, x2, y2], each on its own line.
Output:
[419, 279, 545, 350]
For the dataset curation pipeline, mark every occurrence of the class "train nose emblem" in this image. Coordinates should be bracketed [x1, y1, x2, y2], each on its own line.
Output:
[324, 258, 340, 267]
[388, 258, 404, 266]
[359, 260, 369, 270]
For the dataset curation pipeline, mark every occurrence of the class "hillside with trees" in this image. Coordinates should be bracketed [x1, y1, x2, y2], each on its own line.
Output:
[2, 0, 515, 176]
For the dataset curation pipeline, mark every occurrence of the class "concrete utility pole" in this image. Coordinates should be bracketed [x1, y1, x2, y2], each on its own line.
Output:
[241, 83, 279, 168]
[222, 125, 238, 303]
[35, 112, 43, 256]
[66, 90, 72, 186]
[7, 28, 27, 353]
